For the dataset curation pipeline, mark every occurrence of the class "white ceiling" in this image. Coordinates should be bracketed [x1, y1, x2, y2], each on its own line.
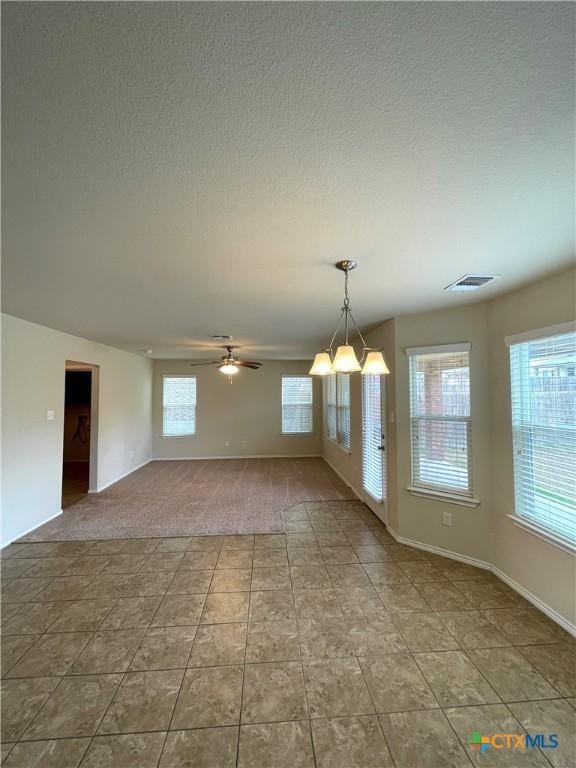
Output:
[2, 2, 574, 359]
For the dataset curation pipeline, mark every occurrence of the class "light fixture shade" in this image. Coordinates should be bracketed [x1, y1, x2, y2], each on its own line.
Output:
[361, 350, 390, 375]
[220, 363, 239, 375]
[332, 345, 361, 373]
[309, 352, 333, 375]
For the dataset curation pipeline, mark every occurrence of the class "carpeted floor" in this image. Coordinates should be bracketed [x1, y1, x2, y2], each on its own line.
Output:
[21, 458, 356, 541]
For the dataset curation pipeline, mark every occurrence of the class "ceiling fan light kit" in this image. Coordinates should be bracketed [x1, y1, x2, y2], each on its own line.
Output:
[189, 345, 262, 380]
[310, 261, 389, 376]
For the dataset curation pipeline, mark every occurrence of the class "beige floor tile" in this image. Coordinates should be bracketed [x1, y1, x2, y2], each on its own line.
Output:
[320, 546, 359, 565]
[102, 554, 148, 574]
[239, 721, 314, 768]
[187, 535, 222, 551]
[415, 650, 500, 707]
[312, 715, 393, 768]
[246, 620, 300, 662]
[141, 552, 184, 572]
[290, 565, 331, 589]
[188, 622, 247, 666]
[179, 550, 218, 570]
[80, 732, 165, 768]
[360, 653, 438, 713]
[1, 602, 67, 635]
[379, 709, 471, 768]
[298, 617, 355, 660]
[253, 548, 289, 567]
[2, 738, 89, 767]
[445, 703, 552, 767]
[303, 657, 374, 718]
[517, 643, 576, 696]
[254, 534, 287, 549]
[216, 550, 253, 570]
[120, 539, 161, 554]
[393, 612, 461, 652]
[100, 596, 162, 629]
[70, 629, 144, 674]
[221, 535, 254, 550]
[1, 559, 38, 578]
[293, 588, 342, 620]
[201, 592, 250, 623]
[509, 699, 576, 768]
[416, 582, 475, 611]
[1, 635, 40, 677]
[171, 665, 243, 728]
[283, 520, 314, 532]
[46, 600, 116, 633]
[98, 669, 183, 733]
[151, 594, 205, 626]
[62, 556, 112, 576]
[363, 562, 409, 586]
[160, 727, 238, 768]
[327, 564, 371, 588]
[1, 677, 60, 741]
[79, 574, 133, 600]
[316, 531, 349, 547]
[398, 562, 450, 583]
[285, 534, 318, 549]
[166, 570, 213, 595]
[353, 546, 391, 563]
[35, 576, 94, 602]
[88, 541, 128, 556]
[1, 578, 50, 603]
[155, 538, 192, 553]
[483, 608, 561, 646]
[130, 625, 197, 670]
[453, 581, 519, 609]
[249, 590, 295, 621]
[242, 661, 308, 723]
[288, 548, 324, 566]
[386, 544, 430, 562]
[122, 571, 176, 597]
[6, 632, 92, 677]
[251, 566, 292, 591]
[23, 674, 122, 739]
[21, 558, 79, 578]
[334, 586, 389, 618]
[209, 568, 252, 592]
[468, 647, 561, 702]
[435, 610, 511, 649]
[347, 616, 408, 655]
[437, 560, 493, 581]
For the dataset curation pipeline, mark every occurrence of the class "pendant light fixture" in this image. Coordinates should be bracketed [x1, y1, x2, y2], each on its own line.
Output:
[309, 261, 389, 376]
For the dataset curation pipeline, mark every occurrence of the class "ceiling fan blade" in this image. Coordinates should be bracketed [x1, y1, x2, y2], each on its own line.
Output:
[189, 361, 219, 367]
[237, 361, 262, 367]
[236, 362, 262, 369]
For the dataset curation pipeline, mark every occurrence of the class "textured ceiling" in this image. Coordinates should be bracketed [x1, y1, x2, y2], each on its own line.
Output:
[2, 2, 574, 358]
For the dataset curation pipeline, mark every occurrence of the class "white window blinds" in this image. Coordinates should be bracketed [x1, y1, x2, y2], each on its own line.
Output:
[362, 374, 385, 501]
[162, 376, 197, 437]
[508, 327, 576, 544]
[408, 344, 472, 495]
[337, 374, 351, 451]
[282, 376, 313, 434]
[326, 374, 337, 440]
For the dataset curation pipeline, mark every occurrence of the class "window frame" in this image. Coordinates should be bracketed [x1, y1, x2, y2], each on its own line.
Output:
[281, 374, 314, 435]
[325, 373, 351, 453]
[161, 374, 197, 438]
[406, 343, 479, 507]
[505, 322, 576, 553]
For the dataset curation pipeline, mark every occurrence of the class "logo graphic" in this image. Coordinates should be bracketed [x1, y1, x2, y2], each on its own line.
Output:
[469, 732, 491, 753]
[468, 732, 559, 752]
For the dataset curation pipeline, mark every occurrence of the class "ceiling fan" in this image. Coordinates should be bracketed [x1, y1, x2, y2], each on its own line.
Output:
[189, 346, 263, 377]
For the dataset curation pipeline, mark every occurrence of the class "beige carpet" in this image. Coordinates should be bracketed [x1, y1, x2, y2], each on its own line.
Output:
[21, 458, 356, 541]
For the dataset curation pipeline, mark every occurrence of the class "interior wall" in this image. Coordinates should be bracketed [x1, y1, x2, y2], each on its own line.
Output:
[488, 267, 576, 624]
[1, 314, 154, 545]
[153, 359, 322, 459]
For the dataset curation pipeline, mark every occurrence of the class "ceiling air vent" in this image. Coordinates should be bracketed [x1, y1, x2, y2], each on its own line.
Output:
[444, 274, 499, 292]
[211, 334, 232, 340]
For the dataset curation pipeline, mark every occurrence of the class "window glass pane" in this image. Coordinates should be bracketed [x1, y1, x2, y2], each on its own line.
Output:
[337, 374, 351, 451]
[362, 374, 385, 501]
[510, 330, 576, 542]
[326, 374, 337, 440]
[163, 376, 196, 436]
[282, 376, 313, 433]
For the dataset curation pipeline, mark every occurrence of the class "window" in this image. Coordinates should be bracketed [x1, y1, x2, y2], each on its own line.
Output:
[325, 373, 351, 451]
[162, 376, 197, 437]
[408, 344, 472, 496]
[362, 374, 385, 502]
[282, 376, 313, 434]
[508, 326, 576, 545]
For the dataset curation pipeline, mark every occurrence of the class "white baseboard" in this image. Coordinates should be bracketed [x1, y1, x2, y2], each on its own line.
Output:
[91, 458, 152, 493]
[152, 454, 323, 461]
[1, 509, 63, 549]
[321, 456, 363, 501]
[385, 526, 576, 637]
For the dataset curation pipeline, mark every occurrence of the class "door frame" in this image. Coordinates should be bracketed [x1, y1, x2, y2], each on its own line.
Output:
[64, 361, 100, 494]
[361, 373, 388, 524]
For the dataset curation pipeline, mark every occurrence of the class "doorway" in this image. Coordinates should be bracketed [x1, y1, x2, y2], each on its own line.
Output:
[62, 362, 98, 509]
[361, 373, 388, 523]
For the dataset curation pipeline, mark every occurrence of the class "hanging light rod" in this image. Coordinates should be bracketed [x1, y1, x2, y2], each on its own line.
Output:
[310, 261, 389, 376]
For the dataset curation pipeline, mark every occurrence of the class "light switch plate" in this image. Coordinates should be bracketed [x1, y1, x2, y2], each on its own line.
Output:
[46, 410, 55, 421]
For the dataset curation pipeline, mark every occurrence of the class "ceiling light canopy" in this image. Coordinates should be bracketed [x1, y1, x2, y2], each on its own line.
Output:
[310, 261, 389, 377]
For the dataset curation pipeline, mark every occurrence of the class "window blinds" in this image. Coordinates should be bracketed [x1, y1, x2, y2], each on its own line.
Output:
[362, 374, 385, 502]
[326, 374, 337, 440]
[408, 344, 472, 495]
[282, 376, 313, 434]
[508, 329, 576, 543]
[162, 376, 197, 436]
[337, 374, 351, 451]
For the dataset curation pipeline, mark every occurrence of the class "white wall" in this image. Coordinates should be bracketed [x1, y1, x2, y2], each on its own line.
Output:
[153, 360, 322, 459]
[321, 268, 576, 628]
[1, 314, 153, 544]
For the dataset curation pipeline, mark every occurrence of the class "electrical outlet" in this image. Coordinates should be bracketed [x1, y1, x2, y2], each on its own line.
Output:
[442, 511, 453, 527]
[46, 410, 55, 421]
[225, 441, 230, 447]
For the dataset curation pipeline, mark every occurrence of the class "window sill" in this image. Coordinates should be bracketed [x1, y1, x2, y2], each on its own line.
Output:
[406, 485, 480, 508]
[161, 435, 196, 439]
[281, 432, 315, 437]
[326, 437, 351, 456]
[507, 514, 576, 556]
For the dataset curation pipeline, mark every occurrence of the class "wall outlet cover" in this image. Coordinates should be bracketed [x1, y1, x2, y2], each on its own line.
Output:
[442, 511, 453, 527]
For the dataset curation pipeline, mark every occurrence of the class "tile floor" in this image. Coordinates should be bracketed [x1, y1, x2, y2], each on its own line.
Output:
[1, 501, 574, 767]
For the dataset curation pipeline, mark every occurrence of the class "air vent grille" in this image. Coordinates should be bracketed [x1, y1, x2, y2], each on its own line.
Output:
[211, 334, 232, 340]
[445, 274, 499, 292]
